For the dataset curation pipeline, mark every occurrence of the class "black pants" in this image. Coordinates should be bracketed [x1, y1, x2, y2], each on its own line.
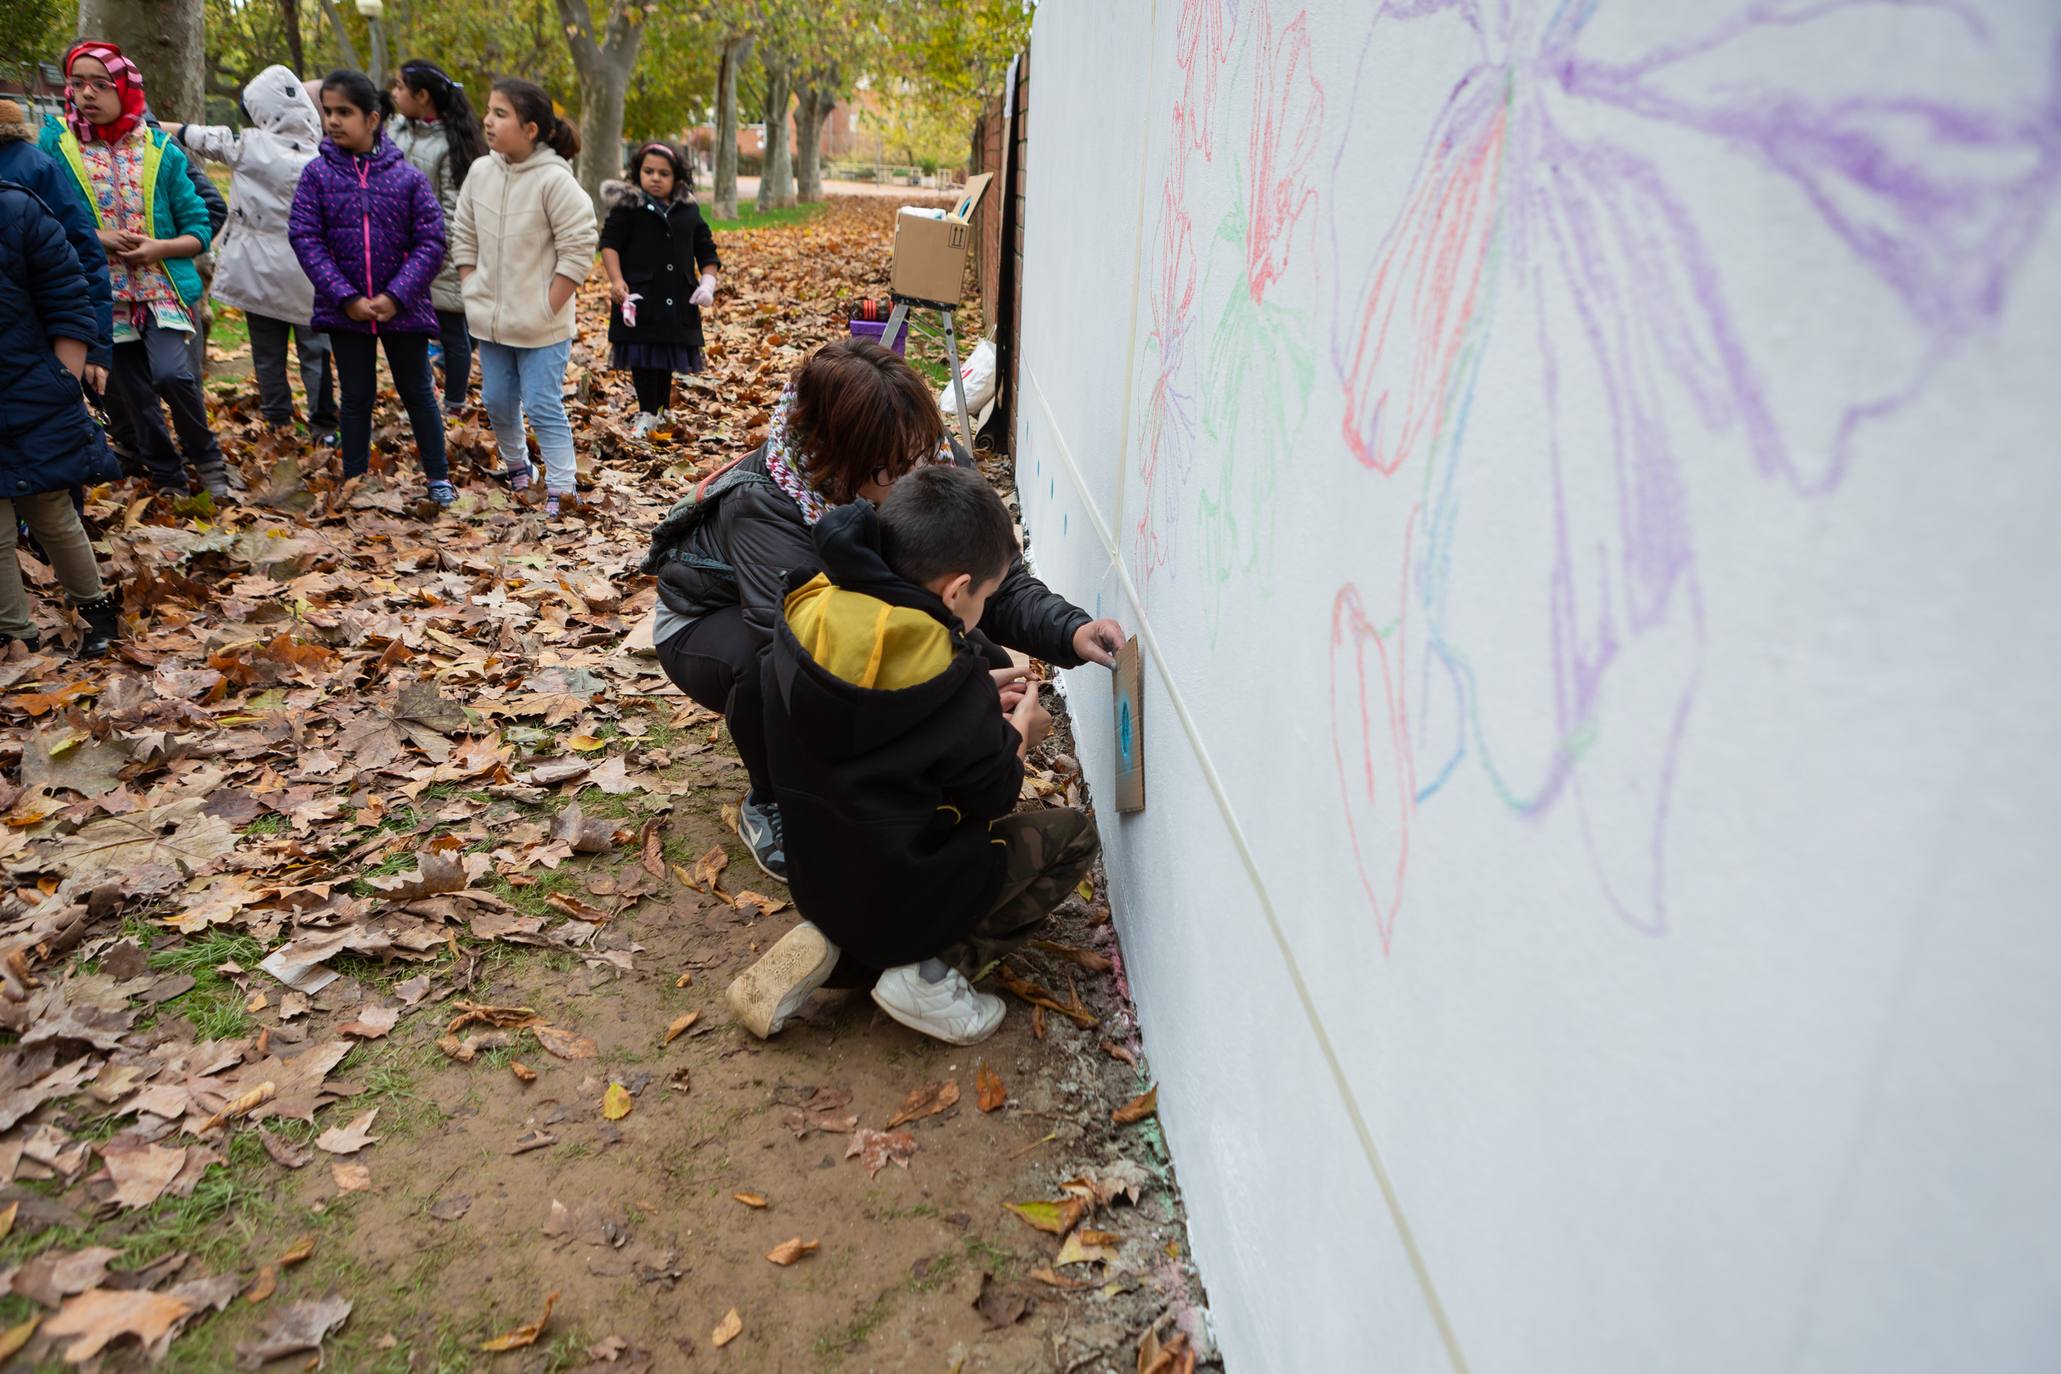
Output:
[246, 312, 338, 432]
[630, 367, 671, 414]
[105, 318, 224, 489]
[656, 605, 773, 801]
[435, 309, 472, 411]
[330, 330, 449, 483]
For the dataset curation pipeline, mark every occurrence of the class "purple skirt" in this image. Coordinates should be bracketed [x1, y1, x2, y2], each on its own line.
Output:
[612, 342, 706, 373]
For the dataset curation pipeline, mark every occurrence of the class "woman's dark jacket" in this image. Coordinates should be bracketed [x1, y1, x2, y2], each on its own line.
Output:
[598, 179, 720, 352]
[639, 443, 1092, 666]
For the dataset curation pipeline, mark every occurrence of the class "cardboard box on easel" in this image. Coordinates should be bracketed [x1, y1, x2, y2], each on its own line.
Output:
[890, 173, 995, 304]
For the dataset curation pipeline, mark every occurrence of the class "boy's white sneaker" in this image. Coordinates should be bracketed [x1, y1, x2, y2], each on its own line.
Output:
[726, 922, 840, 1039]
[871, 964, 1006, 1045]
[631, 411, 662, 438]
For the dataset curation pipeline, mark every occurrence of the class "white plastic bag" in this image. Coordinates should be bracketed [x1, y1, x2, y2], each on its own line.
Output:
[939, 339, 998, 418]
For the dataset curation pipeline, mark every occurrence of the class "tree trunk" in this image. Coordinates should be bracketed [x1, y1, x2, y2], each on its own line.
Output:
[793, 87, 830, 204]
[75, 0, 204, 121]
[280, 0, 305, 76]
[574, 55, 632, 209]
[755, 59, 792, 213]
[315, 0, 362, 68]
[366, 16, 387, 85]
[553, 0, 644, 213]
[713, 33, 751, 221]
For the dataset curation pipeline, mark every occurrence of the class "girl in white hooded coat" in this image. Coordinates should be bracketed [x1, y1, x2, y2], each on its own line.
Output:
[165, 64, 337, 440]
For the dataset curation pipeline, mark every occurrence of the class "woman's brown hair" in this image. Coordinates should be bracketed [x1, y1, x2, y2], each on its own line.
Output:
[492, 77, 580, 159]
[785, 339, 944, 505]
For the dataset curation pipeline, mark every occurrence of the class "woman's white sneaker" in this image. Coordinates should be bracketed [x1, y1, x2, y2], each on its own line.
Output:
[726, 922, 840, 1039]
[871, 964, 1005, 1045]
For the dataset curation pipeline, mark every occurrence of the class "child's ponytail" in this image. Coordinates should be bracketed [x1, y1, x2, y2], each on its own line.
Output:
[492, 78, 580, 160]
[398, 59, 486, 187]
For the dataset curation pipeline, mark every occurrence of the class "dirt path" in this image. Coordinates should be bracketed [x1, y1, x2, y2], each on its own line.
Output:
[0, 199, 1216, 1372]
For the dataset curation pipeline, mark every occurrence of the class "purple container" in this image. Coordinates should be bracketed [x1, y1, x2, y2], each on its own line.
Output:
[848, 318, 908, 355]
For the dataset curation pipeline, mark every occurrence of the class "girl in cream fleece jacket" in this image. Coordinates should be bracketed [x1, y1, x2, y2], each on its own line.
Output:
[449, 78, 596, 514]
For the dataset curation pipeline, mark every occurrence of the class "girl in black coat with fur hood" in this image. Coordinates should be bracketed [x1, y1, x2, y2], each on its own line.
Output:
[600, 142, 719, 438]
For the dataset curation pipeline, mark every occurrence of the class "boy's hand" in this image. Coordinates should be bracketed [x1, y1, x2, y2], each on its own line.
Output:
[84, 364, 108, 394]
[990, 664, 1029, 713]
[1009, 686, 1052, 757]
[1071, 618, 1126, 668]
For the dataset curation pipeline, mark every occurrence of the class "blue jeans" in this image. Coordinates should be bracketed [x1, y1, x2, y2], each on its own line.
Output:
[477, 338, 574, 492]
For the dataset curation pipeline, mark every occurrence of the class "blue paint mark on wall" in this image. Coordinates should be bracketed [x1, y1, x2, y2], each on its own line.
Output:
[1119, 699, 1135, 767]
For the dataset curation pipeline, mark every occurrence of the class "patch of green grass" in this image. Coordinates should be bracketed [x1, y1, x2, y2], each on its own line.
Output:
[331, 1041, 445, 1138]
[485, 867, 579, 921]
[148, 931, 266, 1041]
[241, 812, 289, 837]
[709, 199, 827, 232]
[963, 1235, 1016, 1273]
[811, 1292, 894, 1358]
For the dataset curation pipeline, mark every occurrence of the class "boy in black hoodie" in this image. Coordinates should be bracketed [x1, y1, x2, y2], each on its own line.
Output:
[727, 466, 1100, 1045]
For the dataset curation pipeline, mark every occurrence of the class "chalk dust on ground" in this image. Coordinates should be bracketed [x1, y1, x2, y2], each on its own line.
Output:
[0, 198, 1217, 1372]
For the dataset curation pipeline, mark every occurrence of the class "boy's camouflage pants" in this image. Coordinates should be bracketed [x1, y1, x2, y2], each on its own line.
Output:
[950, 807, 1101, 974]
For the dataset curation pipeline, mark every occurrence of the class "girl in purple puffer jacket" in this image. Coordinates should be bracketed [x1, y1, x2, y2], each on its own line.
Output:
[289, 68, 453, 506]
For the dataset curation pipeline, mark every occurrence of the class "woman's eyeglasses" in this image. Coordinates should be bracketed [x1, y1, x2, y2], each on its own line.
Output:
[65, 77, 117, 95]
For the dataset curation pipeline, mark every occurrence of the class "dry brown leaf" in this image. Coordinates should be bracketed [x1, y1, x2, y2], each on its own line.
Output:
[534, 1023, 598, 1060]
[1100, 1040, 1138, 1067]
[331, 1160, 371, 1193]
[510, 1060, 538, 1084]
[711, 1307, 742, 1348]
[337, 1004, 399, 1039]
[764, 1237, 819, 1266]
[244, 1266, 277, 1304]
[844, 1127, 917, 1177]
[1055, 1229, 1120, 1267]
[279, 1233, 316, 1265]
[41, 1287, 192, 1362]
[0, 1314, 38, 1361]
[198, 1079, 276, 1132]
[662, 1011, 699, 1045]
[0, 1199, 15, 1241]
[99, 1135, 188, 1210]
[996, 966, 1096, 1027]
[314, 1108, 381, 1155]
[601, 1082, 634, 1121]
[445, 1001, 539, 1033]
[1001, 1197, 1087, 1236]
[692, 844, 729, 890]
[732, 1192, 767, 1209]
[885, 1079, 960, 1128]
[976, 1063, 1006, 1113]
[479, 1290, 559, 1352]
[1028, 1266, 1092, 1290]
[1112, 1086, 1158, 1126]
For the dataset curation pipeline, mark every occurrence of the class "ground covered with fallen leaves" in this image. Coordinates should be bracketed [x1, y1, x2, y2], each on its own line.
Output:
[0, 199, 1217, 1372]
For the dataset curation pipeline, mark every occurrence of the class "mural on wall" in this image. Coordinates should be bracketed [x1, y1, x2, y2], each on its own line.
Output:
[1127, 0, 2061, 943]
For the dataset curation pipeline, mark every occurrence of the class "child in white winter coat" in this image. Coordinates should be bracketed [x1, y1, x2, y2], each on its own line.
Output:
[165, 64, 337, 441]
[449, 78, 596, 517]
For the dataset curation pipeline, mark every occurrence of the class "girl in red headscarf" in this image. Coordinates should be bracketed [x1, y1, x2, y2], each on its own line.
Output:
[39, 41, 232, 500]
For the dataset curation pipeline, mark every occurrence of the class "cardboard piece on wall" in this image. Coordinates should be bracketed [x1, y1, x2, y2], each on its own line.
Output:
[1113, 637, 1145, 814]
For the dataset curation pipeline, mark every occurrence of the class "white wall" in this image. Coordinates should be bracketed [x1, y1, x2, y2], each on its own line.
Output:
[1015, 3, 2061, 1370]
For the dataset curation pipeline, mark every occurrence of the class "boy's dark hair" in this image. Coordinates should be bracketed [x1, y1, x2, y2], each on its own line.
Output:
[320, 69, 392, 126]
[787, 338, 943, 506]
[878, 466, 1017, 592]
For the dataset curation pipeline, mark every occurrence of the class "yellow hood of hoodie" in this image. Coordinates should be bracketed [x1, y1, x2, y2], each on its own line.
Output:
[782, 574, 957, 690]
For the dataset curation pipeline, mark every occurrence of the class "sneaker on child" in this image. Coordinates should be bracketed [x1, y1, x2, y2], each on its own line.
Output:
[871, 962, 1006, 1045]
[726, 921, 841, 1039]
[734, 791, 787, 882]
[631, 411, 662, 438]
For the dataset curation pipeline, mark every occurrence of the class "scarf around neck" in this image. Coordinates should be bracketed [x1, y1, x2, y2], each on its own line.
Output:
[64, 41, 147, 145]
